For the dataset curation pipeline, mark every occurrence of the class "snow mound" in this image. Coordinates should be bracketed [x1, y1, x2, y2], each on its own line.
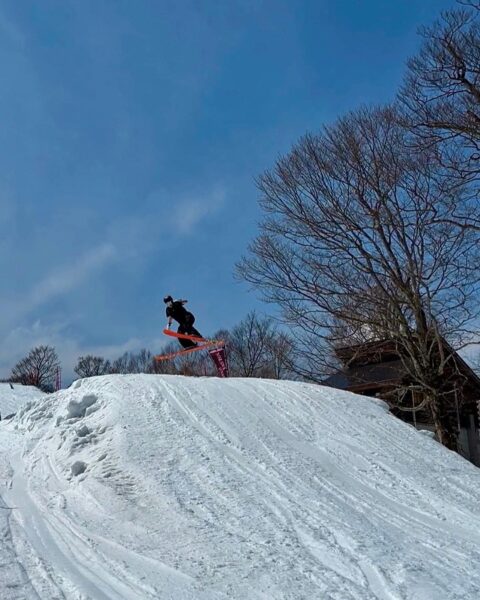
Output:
[7, 374, 480, 599]
[0, 382, 45, 419]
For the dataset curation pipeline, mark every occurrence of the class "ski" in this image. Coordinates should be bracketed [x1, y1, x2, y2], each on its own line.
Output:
[162, 329, 209, 343]
[154, 339, 221, 361]
[162, 329, 225, 345]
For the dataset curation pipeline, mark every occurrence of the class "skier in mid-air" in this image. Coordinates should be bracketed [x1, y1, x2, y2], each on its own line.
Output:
[158, 295, 228, 375]
[164, 295, 203, 348]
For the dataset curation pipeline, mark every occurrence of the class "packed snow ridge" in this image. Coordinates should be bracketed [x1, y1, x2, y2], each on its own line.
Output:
[0, 382, 45, 420]
[1, 375, 480, 599]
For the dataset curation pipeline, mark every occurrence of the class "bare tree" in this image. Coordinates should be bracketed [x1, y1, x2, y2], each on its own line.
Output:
[108, 349, 157, 374]
[152, 343, 179, 375]
[175, 350, 213, 376]
[128, 349, 156, 373]
[399, 5, 480, 230]
[74, 355, 111, 378]
[11, 346, 60, 392]
[109, 352, 130, 374]
[237, 105, 480, 448]
[472, 351, 480, 376]
[264, 331, 297, 380]
[226, 312, 294, 378]
[225, 312, 272, 377]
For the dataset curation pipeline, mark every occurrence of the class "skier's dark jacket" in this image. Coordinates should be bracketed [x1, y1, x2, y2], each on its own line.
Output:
[166, 301, 191, 324]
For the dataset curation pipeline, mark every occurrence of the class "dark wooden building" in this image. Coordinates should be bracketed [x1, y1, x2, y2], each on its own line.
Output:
[322, 339, 480, 466]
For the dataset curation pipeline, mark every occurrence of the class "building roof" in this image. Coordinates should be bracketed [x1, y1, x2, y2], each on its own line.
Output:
[323, 338, 480, 400]
[322, 359, 405, 392]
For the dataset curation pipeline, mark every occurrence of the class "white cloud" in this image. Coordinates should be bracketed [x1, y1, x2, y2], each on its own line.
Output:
[104, 184, 226, 253]
[0, 243, 118, 342]
[28, 243, 117, 308]
[5, 183, 225, 327]
[169, 186, 225, 235]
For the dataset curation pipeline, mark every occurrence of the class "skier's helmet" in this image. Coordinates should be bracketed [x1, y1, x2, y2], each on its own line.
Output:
[163, 295, 173, 304]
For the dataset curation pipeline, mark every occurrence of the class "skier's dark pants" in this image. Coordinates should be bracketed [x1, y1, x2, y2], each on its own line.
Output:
[177, 313, 202, 348]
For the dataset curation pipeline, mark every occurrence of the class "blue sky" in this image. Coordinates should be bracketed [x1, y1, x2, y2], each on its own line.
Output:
[0, 0, 455, 381]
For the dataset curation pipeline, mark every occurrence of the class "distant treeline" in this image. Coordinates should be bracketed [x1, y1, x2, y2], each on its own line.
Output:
[6, 312, 298, 391]
[74, 312, 296, 380]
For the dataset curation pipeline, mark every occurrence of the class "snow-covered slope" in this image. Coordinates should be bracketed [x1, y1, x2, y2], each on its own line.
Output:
[2, 374, 480, 599]
[0, 382, 45, 418]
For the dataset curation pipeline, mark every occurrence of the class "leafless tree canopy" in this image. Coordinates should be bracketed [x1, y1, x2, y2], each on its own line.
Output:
[237, 105, 480, 448]
[109, 349, 155, 374]
[74, 356, 111, 378]
[11, 345, 60, 392]
[226, 311, 295, 378]
[400, 4, 480, 226]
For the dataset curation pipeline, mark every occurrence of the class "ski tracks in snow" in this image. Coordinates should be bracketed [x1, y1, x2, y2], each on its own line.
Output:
[2, 375, 480, 599]
[166, 378, 384, 597]
[151, 377, 480, 599]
